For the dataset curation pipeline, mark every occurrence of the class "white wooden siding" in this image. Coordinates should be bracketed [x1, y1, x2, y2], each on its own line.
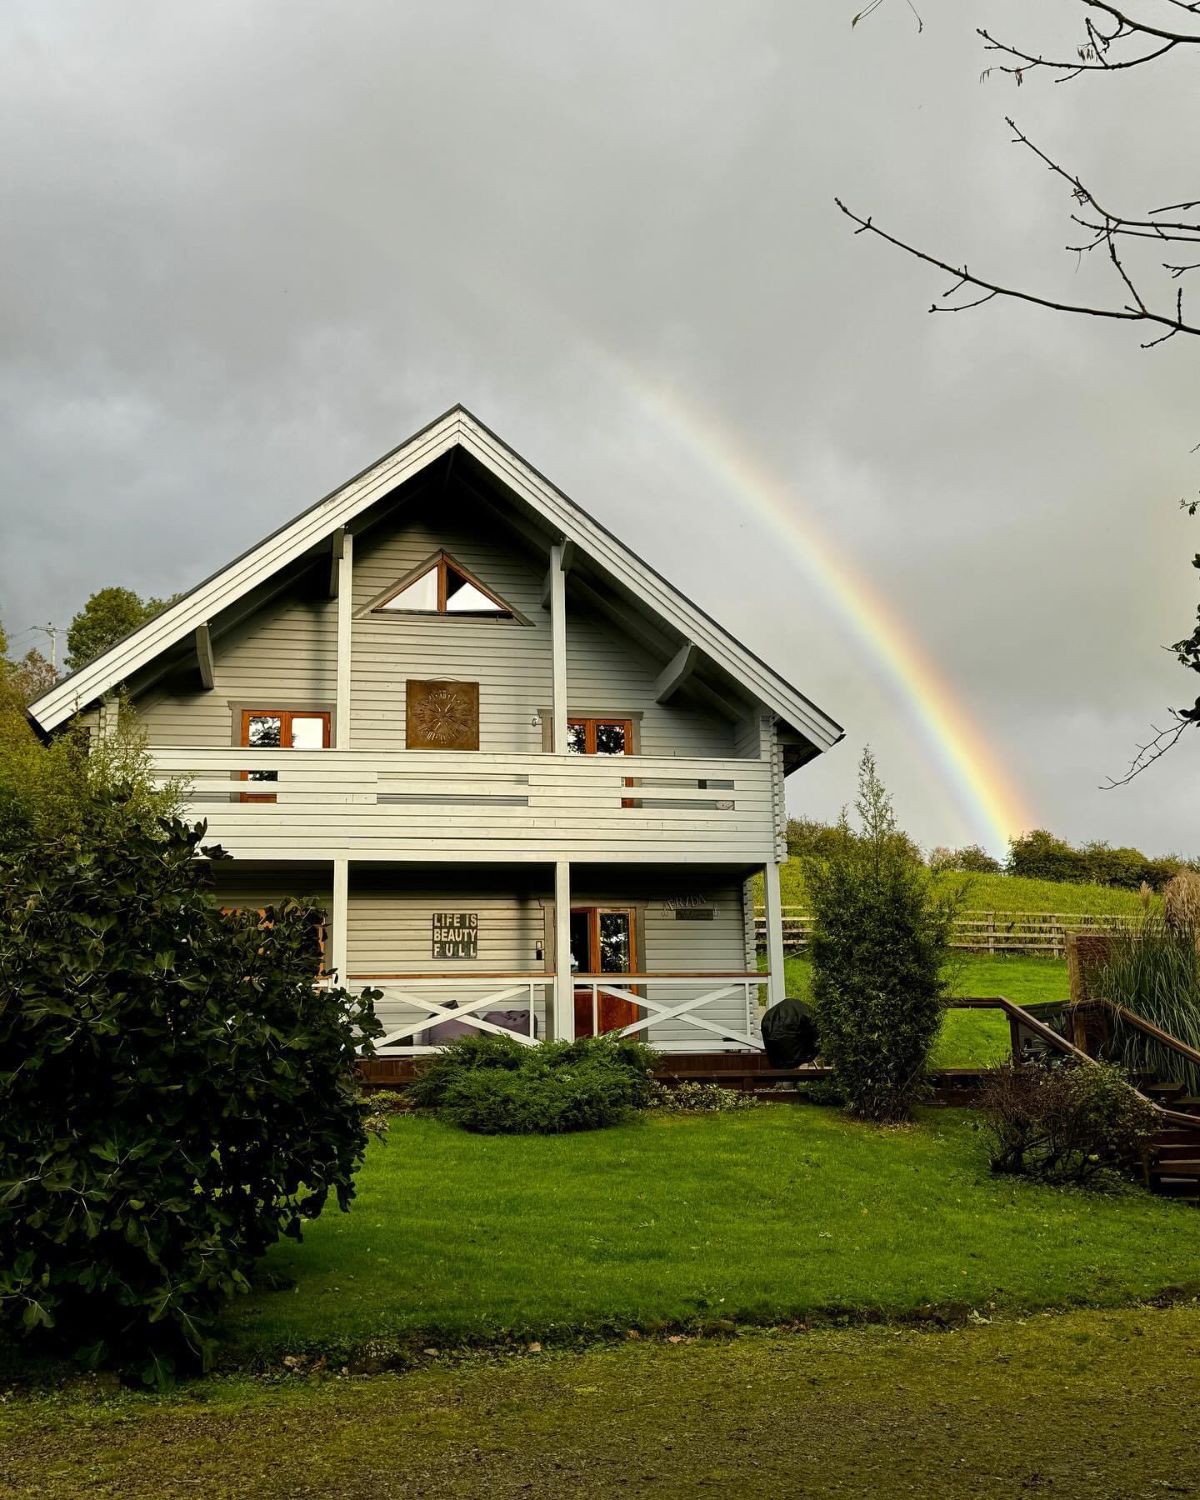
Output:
[135, 591, 337, 746]
[349, 487, 734, 757]
[640, 880, 757, 1048]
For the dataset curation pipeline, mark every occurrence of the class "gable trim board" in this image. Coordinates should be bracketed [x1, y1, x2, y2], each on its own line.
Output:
[28, 406, 843, 753]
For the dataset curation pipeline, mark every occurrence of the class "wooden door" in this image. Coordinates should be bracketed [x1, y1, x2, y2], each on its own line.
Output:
[571, 906, 639, 1037]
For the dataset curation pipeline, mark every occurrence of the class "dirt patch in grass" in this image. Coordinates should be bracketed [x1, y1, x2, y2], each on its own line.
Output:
[3, 1303, 1199, 1498]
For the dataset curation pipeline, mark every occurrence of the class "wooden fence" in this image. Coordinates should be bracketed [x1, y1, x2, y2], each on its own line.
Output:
[754, 909, 1141, 958]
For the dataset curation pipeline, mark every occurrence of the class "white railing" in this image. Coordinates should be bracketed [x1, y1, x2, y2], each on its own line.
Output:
[357, 975, 553, 1055]
[572, 972, 765, 1054]
[149, 748, 776, 862]
[352, 972, 768, 1056]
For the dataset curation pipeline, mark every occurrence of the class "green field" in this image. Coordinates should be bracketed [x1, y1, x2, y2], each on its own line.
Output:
[6, 1303, 1200, 1498]
[766, 863, 1151, 915]
[778, 951, 1069, 1069]
[213, 1109, 1195, 1365]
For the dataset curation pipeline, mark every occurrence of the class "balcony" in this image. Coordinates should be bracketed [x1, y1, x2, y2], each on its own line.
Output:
[149, 748, 778, 863]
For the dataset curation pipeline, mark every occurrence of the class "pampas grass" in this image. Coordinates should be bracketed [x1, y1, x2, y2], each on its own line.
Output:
[1100, 914, 1200, 1096]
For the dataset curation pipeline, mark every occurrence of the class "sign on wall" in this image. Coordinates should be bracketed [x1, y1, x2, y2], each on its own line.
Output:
[432, 911, 478, 960]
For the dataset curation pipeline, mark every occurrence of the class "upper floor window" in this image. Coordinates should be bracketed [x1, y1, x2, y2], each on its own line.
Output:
[240, 709, 330, 801]
[567, 717, 634, 756]
[242, 709, 330, 752]
[372, 550, 518, 619]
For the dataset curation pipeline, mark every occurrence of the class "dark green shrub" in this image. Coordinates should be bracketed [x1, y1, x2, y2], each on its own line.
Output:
[413, 1033, 658, 1133]
[552, 1035, 659, 1107]
[406, 1031, 530, 1109]
[977, 1060, 1158, 1186]
[806, 750, 962, 1122]
[0, 806, 380, 1383]
[439, 1051, 638, 1134]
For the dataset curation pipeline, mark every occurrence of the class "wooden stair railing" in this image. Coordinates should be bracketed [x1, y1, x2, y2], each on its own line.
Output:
[952, 995, 1200, 1201]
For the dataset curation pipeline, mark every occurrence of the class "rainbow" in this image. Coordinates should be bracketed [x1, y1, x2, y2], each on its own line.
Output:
[612, 376, 1035, 855]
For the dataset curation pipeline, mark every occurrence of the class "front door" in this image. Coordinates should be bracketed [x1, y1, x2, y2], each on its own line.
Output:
[570, 907, 639, 1037]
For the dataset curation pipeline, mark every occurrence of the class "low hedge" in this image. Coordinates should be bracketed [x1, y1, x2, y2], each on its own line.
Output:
[409, 1034, 658, 1134]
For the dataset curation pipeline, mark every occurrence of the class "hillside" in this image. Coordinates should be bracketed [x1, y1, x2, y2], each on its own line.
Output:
[766, 863, 1152, 915]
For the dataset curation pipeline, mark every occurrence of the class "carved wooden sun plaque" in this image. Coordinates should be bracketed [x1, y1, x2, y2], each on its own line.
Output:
[406, 680, 480, 750]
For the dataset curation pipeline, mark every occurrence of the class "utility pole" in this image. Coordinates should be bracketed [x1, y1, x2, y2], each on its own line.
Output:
[33, 623, 63, 673]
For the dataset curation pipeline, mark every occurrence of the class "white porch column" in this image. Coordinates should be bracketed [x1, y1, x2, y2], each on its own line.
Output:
[762, 857, 786, 1009]
[553, 859, 574, 1040]
[335, 530, 354, 747]
[549, 542, 568, 754]
[331, 858, 349, 985]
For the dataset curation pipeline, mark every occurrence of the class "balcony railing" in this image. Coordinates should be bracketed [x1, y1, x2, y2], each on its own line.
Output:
[149, 748, 777, 862]
[352, 971, 767, 1056]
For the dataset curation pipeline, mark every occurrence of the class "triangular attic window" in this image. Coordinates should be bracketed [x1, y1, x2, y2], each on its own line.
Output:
[373, 551, 516, 618]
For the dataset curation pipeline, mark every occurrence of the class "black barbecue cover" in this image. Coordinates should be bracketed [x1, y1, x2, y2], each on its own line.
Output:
[760, 998, 821, 1069]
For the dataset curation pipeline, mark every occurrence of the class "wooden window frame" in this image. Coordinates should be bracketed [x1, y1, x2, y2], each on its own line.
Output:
[570, 905, 640, 977]
[367, 549, 527, 622]
[566, 716, 637, 807]
[239, 709, 331, 803]
[567, 716, 635, 756]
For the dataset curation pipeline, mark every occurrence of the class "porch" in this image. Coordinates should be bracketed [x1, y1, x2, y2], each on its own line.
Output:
[213, 858, 786, 1057]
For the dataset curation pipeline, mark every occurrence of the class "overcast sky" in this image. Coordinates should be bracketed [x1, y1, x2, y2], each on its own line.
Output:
[2, 1, 1196, 857]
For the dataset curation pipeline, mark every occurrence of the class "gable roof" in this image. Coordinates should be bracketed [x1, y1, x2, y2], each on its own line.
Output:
[27, 405, 843, 750]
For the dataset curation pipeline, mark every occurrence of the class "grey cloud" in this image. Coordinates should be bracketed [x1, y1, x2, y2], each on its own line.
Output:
[1, 0, 1196, 855]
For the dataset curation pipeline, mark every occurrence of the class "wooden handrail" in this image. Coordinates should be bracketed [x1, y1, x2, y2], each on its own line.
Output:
[948, 996, 1095, 1066]
[947, 996, 1198, 1129]
[1078, 998, 1200, 1070]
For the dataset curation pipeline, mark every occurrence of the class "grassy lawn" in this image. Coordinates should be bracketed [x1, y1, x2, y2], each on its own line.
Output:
[768, 863, 1150, 914]
[6, 1303, 1200, 1497]
[213, 1109, 1197, 1364]
[780, 951, 1068, 1068]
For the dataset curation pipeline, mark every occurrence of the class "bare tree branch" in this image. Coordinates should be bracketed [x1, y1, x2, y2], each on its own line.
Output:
[1101, 714, 1192, 786]
[848, 0, 1200, 782]
[979, 0, 1200, 81]
[833, 195, 1200, 338]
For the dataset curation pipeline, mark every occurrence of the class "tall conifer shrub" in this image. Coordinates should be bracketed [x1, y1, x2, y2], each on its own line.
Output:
[806, 751, 961, 1122]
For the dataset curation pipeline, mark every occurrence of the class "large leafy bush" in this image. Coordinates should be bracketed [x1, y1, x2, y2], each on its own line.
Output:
[978, 1060, 1157, 1186]
[805, 750, 961, 1122]
[0, 805, 380, 1382]
[409, 1033, 657, 1133]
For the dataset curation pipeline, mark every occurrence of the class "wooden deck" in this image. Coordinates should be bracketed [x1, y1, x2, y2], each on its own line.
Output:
[358, 1052, 991, 1103]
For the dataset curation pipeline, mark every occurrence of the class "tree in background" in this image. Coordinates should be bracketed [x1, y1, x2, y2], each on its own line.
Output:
[65, 586, 175, 673]
[928, 844, 1002, 876]
[1006, 829, 1192, 891]
[788, 813, 921, 865]
[806, 749, 962, 1122]
[842, 1, 1200, 782]
[8, 647, 56, 703]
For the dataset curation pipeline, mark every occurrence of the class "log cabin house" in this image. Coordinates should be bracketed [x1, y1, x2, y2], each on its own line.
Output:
[27, 407, 843, 1066]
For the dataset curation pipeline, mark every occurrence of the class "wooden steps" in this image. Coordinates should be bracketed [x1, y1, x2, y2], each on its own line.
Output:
[1147, 1118, 1200, 1202]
